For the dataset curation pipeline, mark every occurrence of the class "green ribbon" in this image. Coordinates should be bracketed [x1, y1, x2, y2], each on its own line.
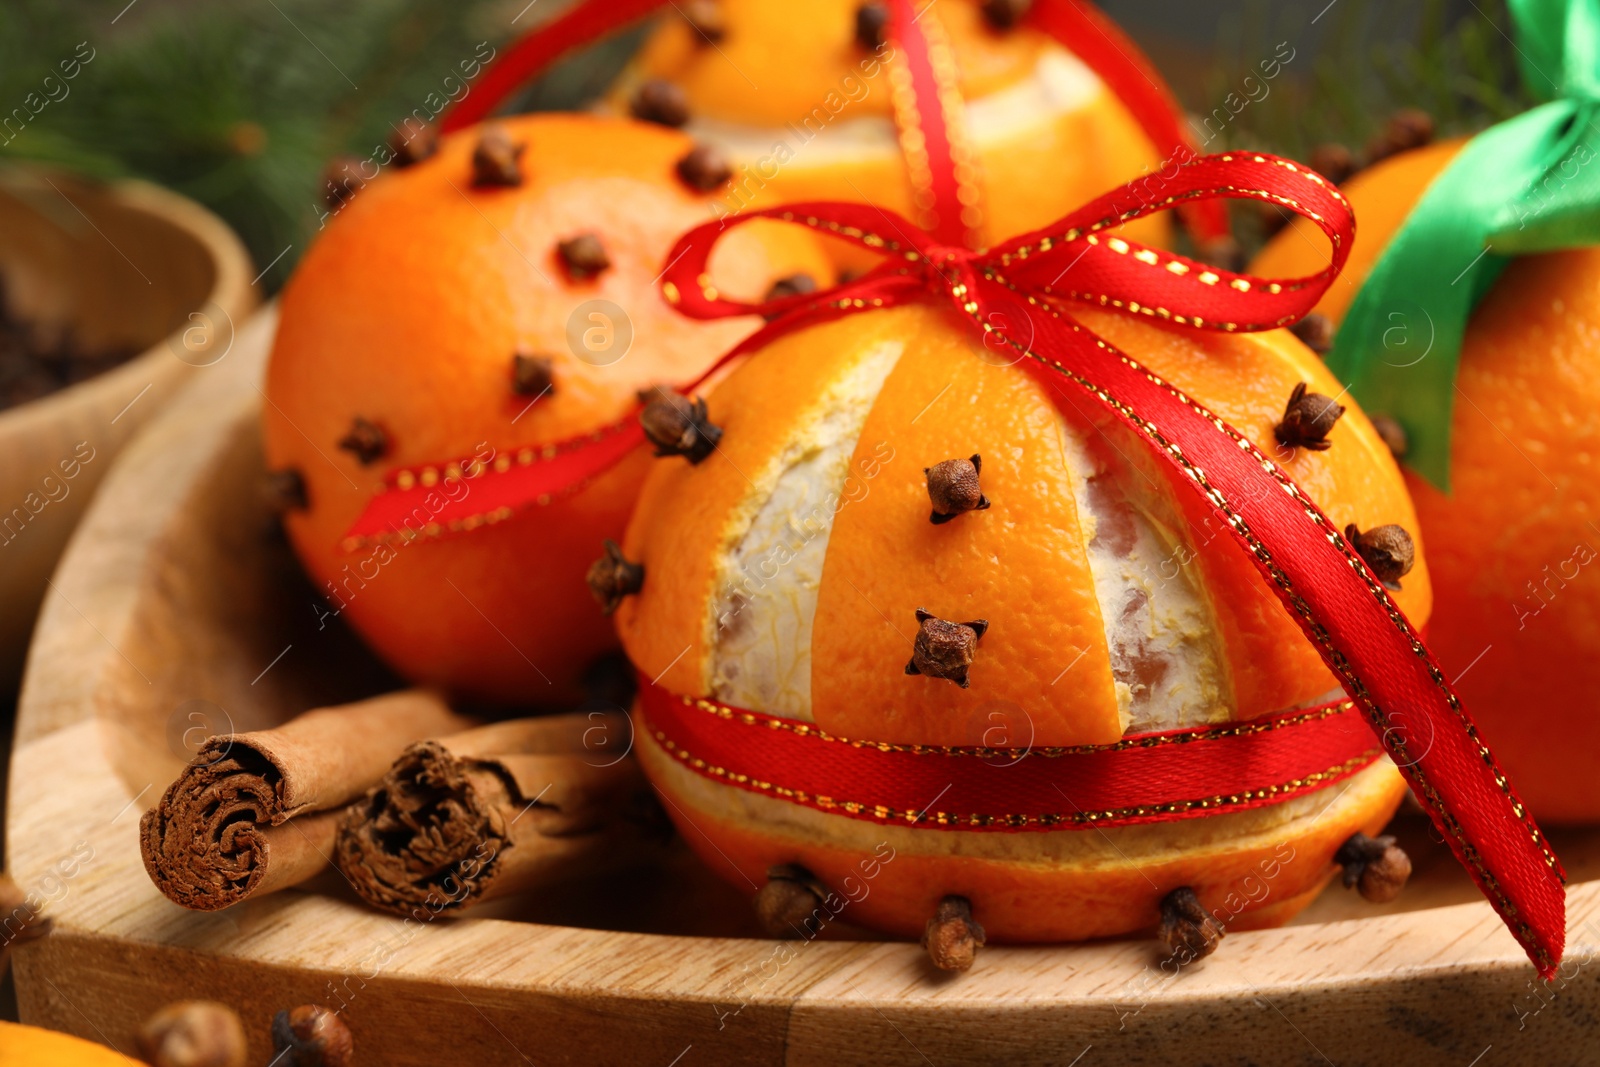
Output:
[1328, 0, 1600, 489]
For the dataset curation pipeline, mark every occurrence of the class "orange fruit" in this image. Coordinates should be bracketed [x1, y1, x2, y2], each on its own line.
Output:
[264, 114, 831, 706]
[1254, 140, 1600, 823]
[613, 300, 1427, 941]
[0, 1022, 144, 1066]
[610, 0, 1172, 259]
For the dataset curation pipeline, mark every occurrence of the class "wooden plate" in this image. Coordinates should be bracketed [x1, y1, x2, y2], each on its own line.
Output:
[0, 167, 255, 693]
[9, 307, 1599, 1066]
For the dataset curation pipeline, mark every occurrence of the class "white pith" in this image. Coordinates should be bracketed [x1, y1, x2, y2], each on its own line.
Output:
[655, 44, 1102, 169]
[708, 340, 905, 718]
[706, 332, 1247, 736]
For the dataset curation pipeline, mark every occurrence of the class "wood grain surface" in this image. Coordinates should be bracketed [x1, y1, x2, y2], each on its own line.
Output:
[7, 306, 1599, 1066]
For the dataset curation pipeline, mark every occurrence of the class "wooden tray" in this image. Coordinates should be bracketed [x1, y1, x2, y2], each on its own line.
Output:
[9, 306, 1600, 1066]
[0, 167, 255, 693]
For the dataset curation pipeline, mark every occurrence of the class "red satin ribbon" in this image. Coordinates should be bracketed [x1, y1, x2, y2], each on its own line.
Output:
[634, 160, 1562, 977]
[640, 682, 1384, 831]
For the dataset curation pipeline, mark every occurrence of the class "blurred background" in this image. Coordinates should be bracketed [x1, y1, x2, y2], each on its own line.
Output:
[0, 0, 1527, 1024]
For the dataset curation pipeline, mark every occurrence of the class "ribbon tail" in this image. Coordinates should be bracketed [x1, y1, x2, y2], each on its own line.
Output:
[972, 280, 1565, 977]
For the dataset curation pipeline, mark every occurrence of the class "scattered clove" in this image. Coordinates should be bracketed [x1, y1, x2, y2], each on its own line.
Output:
[681, 0, 727, 43]
[925, 454, 991, 524]
[675, 142, 733, 191]
[1370, 414, 1409, 459]
[981, 0, 1032, 30]
[271, 1004, 353, 1067]
[923, 895, 986, 972]
[1345, 523, 1416, 591]
[754, 864, 827, 938]
[1158, 886, 1223, 962]
[388, 122, 439, 168]
[261, 468, 308, 513]
[1274, 381, 1344, 452]
[512, 352, 556, 397]
[557, 232, 612, 280]
[631, 79, 691, 128]
[855, 1, 889, 49]
[337, 417, 389, 466]
[321, 156, 365, 210]
[472, 125, 525, 187]
[1194, 234, 1246, 274]
[639, 387, 722, 463]
[136, 1001, 248, 1067]
[1365, 109, 1435, 167]
[1289, 312, 1335, 355]
[1308, 142, 1357, 186]
[905, 609, 987, 688]
[1335, 832, 1412, 903]
[587, 539, 644, 614]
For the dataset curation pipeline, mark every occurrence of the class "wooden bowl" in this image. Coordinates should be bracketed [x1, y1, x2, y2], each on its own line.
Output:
[9, 307, 1600, 1066]
[0, 167, 255, 694]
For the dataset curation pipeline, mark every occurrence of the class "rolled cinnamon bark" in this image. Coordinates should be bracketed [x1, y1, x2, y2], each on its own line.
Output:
[140, 691, 471, 911]
[333, 712, 665, 916]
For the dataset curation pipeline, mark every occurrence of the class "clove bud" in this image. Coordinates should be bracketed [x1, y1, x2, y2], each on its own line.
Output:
[905, 609, 987, 688]
[320, 156, 365, 210]
[1365, 108, 1435, 167]
[925, 454, 991, 524]
[388, 122, 439, 168]
[512, 352, 556, 397]
[1289, 313, 1335, 356]
[1157, 885, 1223, 962]
[1345, 523, 1416, 591]
[764, 273, 818, 302]
[630, 79, 691, 128]
[337, 417, 389, 466]
[639, 387, 722, 463]
[675, 142, 733, 192]
[1274, 381, 1344, 452]
[261, 468, 308, 513]
[681, 0, 727, 43]
[136, 1001, 248, 1067]
[754, 864, 827, 938]
[471, 125, 525, 187]
[557, 232, 612, 280]
[587, 539, 644, 614]
[1370, 414, 1409, 459]
[923, 895, 986, 972]
[271, 1004, 354, 1067]
[855, 1, 889, 49]
[1335, 832, 1412, 903]
[1308, 142, 1357, 186]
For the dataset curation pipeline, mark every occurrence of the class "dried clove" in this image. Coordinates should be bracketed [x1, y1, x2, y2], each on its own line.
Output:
[1274, 381, 1344, 452]
[271, 1004, 353, 1067]
[981, 0, 1032, 30]
[512, 352, 556, 397]
[337, 417, 389, 466]
[1335, 832, 1412, 903]
[321, 156, 365, 210]
[557, 232, 612, 280]
[923, 895, 986, 971]
[1194, 234, 1246, 274]
[1157, 886, 1223, 962]
[587, 539, 644, 614]
[925, 454, 991, 524]
[388, 122, 439, 168]
[905, 609, 988, 688]
[754, 863, 827, 938]
[136, 1001, 248, 1067]
[681, 0, 727, 43]
[472, 125, 525, 187]
[1289, 312, 1335, 356]
[1308, 142, 1357, 186]
[675, 142, 733, 191]
[262, 468, 308, 513]
[1364, 109, 1435, 167]
[631, 79, 691, 128]
[855, 2, 889, 49]
[1345, 523, 1416, 591]
[639, 387, 722, 463]
[1370, 414, 1409, 459]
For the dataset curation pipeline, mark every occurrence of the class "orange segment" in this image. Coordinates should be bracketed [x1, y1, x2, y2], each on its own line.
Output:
[811, 305, 1121, 746]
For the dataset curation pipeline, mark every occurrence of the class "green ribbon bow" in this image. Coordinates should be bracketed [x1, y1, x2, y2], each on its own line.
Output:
[1329, 0, 1600, 489]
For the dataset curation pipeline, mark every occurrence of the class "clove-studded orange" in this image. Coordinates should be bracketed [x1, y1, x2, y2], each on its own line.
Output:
[613, 300, 1431, 943]
[1254, 139, 1600, 824]
[263, 115, 830, 706]
[608, 0, 1174, 263]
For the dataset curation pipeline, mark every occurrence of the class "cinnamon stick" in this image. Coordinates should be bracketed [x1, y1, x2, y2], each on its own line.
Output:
[140, 691, 471, 911]
[333, 712, 665, 917]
